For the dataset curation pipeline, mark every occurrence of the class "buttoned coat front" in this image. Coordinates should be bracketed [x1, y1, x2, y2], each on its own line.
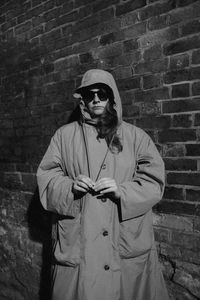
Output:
[37, 69, 169, 300]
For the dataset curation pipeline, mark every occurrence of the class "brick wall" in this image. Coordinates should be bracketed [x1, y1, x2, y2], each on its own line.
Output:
[0, 0, 200, 299]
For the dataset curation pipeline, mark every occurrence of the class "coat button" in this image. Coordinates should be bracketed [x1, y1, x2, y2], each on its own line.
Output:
[103, 230, 108, 236]
[104, 265, 110, 270]
[101, 198, 107, 202]
[102, 163, 106, 169]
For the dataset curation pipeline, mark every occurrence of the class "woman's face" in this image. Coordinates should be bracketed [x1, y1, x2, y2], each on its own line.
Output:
[82, 88, 109, 118]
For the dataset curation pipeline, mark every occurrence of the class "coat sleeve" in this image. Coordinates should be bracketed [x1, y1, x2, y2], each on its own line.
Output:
[118, 131, 165, 221]
[36, 129, 80, 217]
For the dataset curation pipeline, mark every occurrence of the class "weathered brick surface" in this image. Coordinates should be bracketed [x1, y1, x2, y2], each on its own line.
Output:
[0, 0, 200, 299]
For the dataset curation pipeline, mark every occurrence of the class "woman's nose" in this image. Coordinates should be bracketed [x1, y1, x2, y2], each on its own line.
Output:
[93, 93, 100, 103]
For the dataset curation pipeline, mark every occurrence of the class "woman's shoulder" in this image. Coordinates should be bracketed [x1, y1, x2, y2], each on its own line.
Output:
[121, 121, 148, 138]
[53, 121, 80, 139]
[58, 121, 79, 133]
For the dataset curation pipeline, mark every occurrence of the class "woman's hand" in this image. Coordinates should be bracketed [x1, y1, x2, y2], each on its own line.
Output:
[72, 175, 95, 197]
[94, 177, 121, 201]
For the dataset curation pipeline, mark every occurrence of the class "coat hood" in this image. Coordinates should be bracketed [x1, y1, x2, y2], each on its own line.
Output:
[73, 69, 122, 124]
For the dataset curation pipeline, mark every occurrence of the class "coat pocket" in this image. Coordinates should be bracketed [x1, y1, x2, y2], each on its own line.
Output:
[54, 214, 81, 267]
[119, 211, 154, 258]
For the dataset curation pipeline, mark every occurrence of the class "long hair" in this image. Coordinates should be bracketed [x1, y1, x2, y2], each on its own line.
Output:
[96, 89, 123, 153]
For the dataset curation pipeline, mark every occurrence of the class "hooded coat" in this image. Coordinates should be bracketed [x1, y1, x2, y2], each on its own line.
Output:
[37, 69, 169, 300]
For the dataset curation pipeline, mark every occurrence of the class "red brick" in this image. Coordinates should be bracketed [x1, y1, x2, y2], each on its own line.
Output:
[71, 19, 121, 43]
[139, 0, 176, 21]
[3, 172, 22, 190]
[116, 76, 140, 91]
[16, 163, 32, 173]
[181, 19, 200, 37]
[172, 83, 190, 98]
[162, 99, 200, 114]
[180, 248, 200, 265]
[74, 0, 94, 8]
[163, 144, 186, 157]
[77, 4, 92, 19]
[21, 173, 37, 192]
[158, 129, 196, 143]
[1, 19, 17, 31]
[112, 52, 141, 67]
[95, 42, 123, 59]
[168, 1, 200, 25]
[190, 66, 200, 81]
[120, 11, 138, 28]
[164, 35, 200, 56]
[140, 101, 161, 116]
[113, 66, 133, 79]
[72, 39, 98, 56]
[0, 119, 13, 129]
[158, 243, 184, 263]
[116, 0, 146, 16]
[32, 0, 43, 7]
[30, 26, 44, 39]
[143, 44, 162, 61]
[192, 81, 200, 96]
[148, 14, 169, 31]
[177, 0, 200, 8]
[136, 116, 170, 129]
[139, 27, 179, 48]
[92, 0, 119, 12]
[0, 163, 16, 172]
[123, 22, 147, 39]
[194, 113, 200, 126]
[167, 172, 200, 186]
[55, 56, 79, 71]
[135, 87, 169, 102]
[79, 52, 93, 64]
[164, 186, 184, 200]
[43, 7, 61, 22]
[99, 31, 124, 46]
[0, 14, 6, 23]
[194, 217, 200, 232]
[192, 49, 200, 65]
[164, 158, 197, 171]
[154, 227, 171, 243]
[164, 69, 189, 84]
[154, 214, 193, 232]
[27, 5, 44, 19]
[186, 144, 200, 156]
[172, 114, 192, 128]
[186, 189, 200, 202]
[171, 231, 200, 251]
[59, 11, 79, 25]
[17, 14, 27, 25]
[123, 39, 138, 52]
[134, 58, 168, 74]
[170, 53, 189, 70]
[15, 21, 32, 35]
[73, 8, 113, 33]
[40, 29, 62, 45]
[122, 105, 140, 118]
[143, 74, 162, 89]
[155, 199, 198, 216]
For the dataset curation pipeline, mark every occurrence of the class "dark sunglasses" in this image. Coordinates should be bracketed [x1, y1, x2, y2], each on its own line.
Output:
[81, 89, 108, 103]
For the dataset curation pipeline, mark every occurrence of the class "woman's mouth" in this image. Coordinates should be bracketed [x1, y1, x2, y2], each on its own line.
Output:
[93, 106, 103, 109]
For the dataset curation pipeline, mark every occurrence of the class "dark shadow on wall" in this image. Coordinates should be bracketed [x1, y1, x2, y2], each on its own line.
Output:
[67, 104, 82, 123]
[27, 187, 52, 300]
[26, 107, 82, 300]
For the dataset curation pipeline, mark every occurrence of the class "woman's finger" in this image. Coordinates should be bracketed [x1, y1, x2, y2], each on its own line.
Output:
[94, 179, 116, 192]
[74, 185, 88, 193]
[80, 177, 95, 189]
[99, 187, 116, 194]
[76, 181, 90, 191]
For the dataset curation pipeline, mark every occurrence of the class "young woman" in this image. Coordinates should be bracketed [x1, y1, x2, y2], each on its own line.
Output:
[37, 69, 169, 300]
